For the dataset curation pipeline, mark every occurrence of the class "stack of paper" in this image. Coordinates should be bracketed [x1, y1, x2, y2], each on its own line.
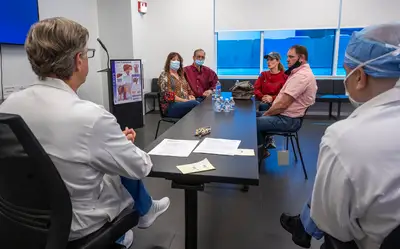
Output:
[148, 139, 200, 157]
[177, 158, 215, 174]
[193, 138, 241, 156]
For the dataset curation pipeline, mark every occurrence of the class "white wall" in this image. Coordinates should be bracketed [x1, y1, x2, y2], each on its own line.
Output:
[97, 0, 135, 110]
[215, 0, 341, 31]
[131, 0, 215, 92]
[341, 0, 400, 28]
[0, 0, 104, 106]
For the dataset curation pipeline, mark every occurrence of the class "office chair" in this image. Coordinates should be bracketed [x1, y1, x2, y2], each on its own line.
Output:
[263, 108, 309, 180]
[154, 93, 180, 139]
[0, 113, 139, 249]
[242, 108, 310, 192]
[323, 224, 400, 249]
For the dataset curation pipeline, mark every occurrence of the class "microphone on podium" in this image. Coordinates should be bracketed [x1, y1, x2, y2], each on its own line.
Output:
[97, 38, 110, 70]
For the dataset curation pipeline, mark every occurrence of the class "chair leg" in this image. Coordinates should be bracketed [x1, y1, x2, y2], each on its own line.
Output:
[155, 120, 162, 139]
[285, 136, 289, 150]
[290, 136, 298, 162]
[241, 185, 249, 192]
[153, 98, 156, 112]
[144, 98, 147, 114]
[294, 133, 308, 180]
[337, 102, 342, 120]
[328, 102, 333, 119]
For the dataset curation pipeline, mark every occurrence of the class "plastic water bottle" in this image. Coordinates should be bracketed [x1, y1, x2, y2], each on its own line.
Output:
[223, 98, 231, 112]
[215, 81, 222, 99]
[229, 97, 235, 111]
[219, 97, 224, 111]
[211, 89, 216, 100]
[214, 97, 222, 112]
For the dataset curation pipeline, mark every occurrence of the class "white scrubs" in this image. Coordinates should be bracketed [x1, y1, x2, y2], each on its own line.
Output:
[311, 85, 400, 249]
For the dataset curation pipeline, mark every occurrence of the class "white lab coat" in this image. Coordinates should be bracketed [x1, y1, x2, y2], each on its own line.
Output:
[310, 84, 400, 249]
[0, 78, 153, 240]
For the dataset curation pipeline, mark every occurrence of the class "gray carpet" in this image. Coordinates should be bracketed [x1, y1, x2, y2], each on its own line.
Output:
[130, 112, 340, 249]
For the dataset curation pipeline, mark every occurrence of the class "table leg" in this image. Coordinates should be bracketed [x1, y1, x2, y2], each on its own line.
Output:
[185, 189, 198, 249]
[171, 182, 204, 249]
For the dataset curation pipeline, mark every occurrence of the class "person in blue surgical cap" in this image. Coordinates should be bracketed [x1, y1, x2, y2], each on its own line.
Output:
[280, 22, 400, 249]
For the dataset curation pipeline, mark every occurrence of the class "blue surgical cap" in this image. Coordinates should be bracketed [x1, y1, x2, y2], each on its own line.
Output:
[344, 22, 400, 78]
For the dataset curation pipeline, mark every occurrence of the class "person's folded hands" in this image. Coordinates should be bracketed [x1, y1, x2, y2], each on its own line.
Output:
[123, 127, 136, 143]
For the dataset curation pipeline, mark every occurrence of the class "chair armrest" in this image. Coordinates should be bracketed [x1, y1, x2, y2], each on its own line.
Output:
[67, 209, 139, 249]
[323, 234, 359, 249]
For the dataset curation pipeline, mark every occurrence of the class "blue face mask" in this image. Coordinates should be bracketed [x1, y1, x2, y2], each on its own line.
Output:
[170, 60, 180, 71]
[195, 60, 204, 66]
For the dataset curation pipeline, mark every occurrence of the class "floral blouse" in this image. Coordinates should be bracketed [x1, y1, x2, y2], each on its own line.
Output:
[158, 71, 194, 114]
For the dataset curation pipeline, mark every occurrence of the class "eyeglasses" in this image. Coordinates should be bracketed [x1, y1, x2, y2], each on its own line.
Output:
[87, 48, 96, 58]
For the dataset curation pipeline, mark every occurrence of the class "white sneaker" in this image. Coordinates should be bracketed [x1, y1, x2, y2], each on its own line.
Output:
[138, 197, 170, 229]
[116, 229, 133, 248]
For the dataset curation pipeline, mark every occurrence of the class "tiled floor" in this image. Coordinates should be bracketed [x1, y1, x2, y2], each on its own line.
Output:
[131, 113, 337, 249]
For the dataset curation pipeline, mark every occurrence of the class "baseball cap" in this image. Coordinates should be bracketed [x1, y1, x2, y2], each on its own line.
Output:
[264, 52, 281, 60]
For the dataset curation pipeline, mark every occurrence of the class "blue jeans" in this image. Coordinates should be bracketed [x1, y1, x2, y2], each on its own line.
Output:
[116, 178, 153, 244]
[166, 100, 199, 118]
[259, 102, 271, 111]
[120, 177, 152, 216]
[300, 196, 324, 240]
[256, 112, 301, 145]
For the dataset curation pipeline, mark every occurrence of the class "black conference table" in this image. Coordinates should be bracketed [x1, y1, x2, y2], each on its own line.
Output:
[145, 96, 260, 249]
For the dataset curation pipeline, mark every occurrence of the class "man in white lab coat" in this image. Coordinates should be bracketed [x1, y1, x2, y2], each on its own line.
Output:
[280, 22, 400, 249]
[0, 17, 169, 247]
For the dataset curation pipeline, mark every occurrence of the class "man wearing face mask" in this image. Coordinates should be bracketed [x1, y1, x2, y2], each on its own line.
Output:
[256, 45, 317, 158]
[184, 49, 219, 100]
[280, 22, 400, 249]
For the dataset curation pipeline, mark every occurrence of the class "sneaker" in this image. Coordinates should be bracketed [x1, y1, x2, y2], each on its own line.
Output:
[116, 229, 134, 248]
[138, 197, 170, 229]
[266, 137, 276, 149]
[280, 213, 312, 248]
[258, 145, 271, 160]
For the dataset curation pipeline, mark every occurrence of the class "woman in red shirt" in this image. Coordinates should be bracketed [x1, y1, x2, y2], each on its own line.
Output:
[254, 52, 288, 111]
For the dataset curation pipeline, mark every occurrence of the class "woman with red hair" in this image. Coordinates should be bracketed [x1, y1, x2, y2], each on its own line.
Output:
[158, 52, 199, 118]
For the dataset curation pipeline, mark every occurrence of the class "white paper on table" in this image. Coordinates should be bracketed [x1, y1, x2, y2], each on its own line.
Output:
[235, 149, 255, 156]
[176, 158, 215, 174]
[148, 139, 200, 157]
[193, 138, 241, 156]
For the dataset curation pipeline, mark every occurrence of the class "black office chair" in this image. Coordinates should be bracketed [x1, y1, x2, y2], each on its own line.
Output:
[155, 93, 180, 139]
[262, 108, 309, 180]
[323, 224, 400, 249]
[144, 78, 159, 114]
[0, 113, 139, 249]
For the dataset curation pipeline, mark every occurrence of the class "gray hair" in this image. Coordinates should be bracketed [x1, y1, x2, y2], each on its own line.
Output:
[193, 49, 206, 56]
[25, 17, 89, 80]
